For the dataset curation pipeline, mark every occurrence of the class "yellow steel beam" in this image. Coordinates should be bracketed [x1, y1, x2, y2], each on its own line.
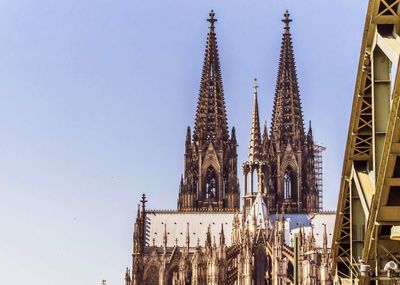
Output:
[376, 32, 400, 64]
[332, 0, 400, 282]
[363, 64, 400, 261]
[352, 167, 373, 216]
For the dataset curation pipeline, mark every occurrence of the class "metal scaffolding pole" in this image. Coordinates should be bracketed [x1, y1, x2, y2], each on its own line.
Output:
[314, 144, 326, 211]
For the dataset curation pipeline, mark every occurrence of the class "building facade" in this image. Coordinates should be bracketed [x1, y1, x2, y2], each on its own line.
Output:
[125, 10, 335, 285]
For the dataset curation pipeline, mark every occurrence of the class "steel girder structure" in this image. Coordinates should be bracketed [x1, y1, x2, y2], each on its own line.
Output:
[331, 0, 400, 284]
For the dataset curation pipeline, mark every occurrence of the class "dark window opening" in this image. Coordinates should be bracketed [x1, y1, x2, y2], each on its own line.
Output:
[284, 171, 291, 200]
[284, 167, 296, 200]
[205, 166, 217, 199]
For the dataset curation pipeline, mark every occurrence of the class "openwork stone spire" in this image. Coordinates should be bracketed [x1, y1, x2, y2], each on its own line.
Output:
[178, 10, 239, 212]
[193, 10, 229, 144]
[260, 10, 318, 214]
[248, 78, 262, 163]
[270, 10, 305, 146]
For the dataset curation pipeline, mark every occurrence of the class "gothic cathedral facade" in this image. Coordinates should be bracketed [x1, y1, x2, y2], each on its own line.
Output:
[125, 10, 335, 285]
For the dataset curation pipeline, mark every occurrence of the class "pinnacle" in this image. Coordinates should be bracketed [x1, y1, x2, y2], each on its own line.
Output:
[307, 120, 313, 136]
[262, 120, 268, 142]
[248, 78, 262, 163]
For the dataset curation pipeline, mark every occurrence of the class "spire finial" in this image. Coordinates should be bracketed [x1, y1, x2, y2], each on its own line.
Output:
[140, 193, 147, 213]
[125, 267, 130, 282]
[207, 10, 217, 27]
[282, 10, 292, 30]
[253, 78, 259, 95]
[220, 223, 225, 245]
[307, 120, 313, 140]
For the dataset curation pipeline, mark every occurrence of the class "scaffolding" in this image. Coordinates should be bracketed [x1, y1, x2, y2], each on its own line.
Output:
[314, 144, 326, 211]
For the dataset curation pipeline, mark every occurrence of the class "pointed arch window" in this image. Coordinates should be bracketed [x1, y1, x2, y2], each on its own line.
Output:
[205, 166, 217, 199]
[284, 169, 292, 200]
[223, 173, 228, 198]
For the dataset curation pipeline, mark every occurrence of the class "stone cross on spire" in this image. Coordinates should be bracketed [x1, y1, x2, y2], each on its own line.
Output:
[207, 9, 217, 27]
[282, 10, 292, 30]
[140, 193, 147, 213]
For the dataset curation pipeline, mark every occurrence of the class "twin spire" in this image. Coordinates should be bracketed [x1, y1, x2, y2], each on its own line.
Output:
[270, 10, 305, 144]
[184, 10, 311, 212]
[194, 9, 304, 150]
[193, 10, 229, 144]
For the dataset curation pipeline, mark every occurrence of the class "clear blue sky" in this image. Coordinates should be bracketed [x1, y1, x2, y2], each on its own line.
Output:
[0, 1, 367, 284]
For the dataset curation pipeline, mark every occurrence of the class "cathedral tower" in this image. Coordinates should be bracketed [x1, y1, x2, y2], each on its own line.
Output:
[267, 10, 318, 213]
[243, 79, 269, 217]
[178, 10, 240, 211]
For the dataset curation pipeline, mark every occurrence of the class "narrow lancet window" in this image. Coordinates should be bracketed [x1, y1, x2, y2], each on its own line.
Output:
[205, 167, 217, 199]
[284, 170, 292, 200]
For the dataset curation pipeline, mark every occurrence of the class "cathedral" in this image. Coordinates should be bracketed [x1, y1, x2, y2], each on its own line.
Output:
[125, 10, 335, 285]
